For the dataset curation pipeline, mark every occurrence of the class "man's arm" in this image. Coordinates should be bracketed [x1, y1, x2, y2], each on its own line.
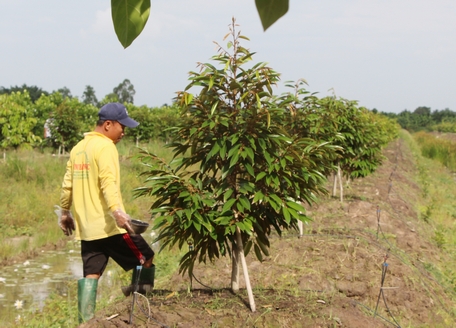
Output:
[98, 145, 134, 235]
[59, 158, 75, 235]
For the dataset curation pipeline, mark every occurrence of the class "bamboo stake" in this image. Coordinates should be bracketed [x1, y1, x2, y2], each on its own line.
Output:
[235, 227, 256, 312]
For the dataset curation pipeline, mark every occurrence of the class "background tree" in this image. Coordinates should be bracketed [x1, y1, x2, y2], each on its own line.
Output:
[431, 108, 456, 124]
[82, 85, 99, 107]
[113, 78, 135, 104]
[413, 106, 431, 116]
[99, 93, 119, 106]
[0, 84, 49, 103]
[55, 87, 72, 99]
[32, 92, 64, 141]
[47, 98, 87, 153]
[328, 98, 398, 201]
[126, 105, 180, 145]
[0, 91, 41, 158]
[134, 20, 336, 311]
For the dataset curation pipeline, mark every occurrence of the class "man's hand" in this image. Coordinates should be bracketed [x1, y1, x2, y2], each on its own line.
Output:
[60, 210, 75, 236]
[112, 209, 135, 235]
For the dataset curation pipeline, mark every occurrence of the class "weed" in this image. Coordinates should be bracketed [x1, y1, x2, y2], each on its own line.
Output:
[433, 229, 447, 249]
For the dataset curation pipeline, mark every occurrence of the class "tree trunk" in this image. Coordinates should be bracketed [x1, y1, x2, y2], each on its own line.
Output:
[234, 227, 256, 312]
[332, 171, 337, 197]
[231, 239, 240, 294]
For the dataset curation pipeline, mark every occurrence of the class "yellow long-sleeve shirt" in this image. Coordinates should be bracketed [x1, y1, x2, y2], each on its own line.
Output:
[60, 132, 127, 240]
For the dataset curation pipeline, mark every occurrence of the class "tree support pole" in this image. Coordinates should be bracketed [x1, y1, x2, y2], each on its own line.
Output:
[338, 165, 343, 202]
[235, 227, 256, 312]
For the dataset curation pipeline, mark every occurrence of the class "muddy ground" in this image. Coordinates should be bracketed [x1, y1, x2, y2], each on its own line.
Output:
[80, 139, 456, 328]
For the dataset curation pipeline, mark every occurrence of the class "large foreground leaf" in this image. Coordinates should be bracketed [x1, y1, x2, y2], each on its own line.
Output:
[111, 0, 151, 48]
[255, 0, 289, 31]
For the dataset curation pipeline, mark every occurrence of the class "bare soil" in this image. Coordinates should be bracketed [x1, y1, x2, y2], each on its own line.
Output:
[80, 139, 456, 328]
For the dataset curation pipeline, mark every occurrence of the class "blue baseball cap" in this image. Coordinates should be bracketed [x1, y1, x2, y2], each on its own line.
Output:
[98, 103, 139, 128]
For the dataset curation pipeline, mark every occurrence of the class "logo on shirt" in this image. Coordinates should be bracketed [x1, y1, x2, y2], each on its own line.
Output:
[73, 163, 90, 179]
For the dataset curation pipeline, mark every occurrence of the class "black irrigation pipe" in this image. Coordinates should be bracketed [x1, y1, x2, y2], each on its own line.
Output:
[192, 272, 214, 290]
[352, 299, 400, 328]
[130, 294, 170, 328]
[373, 255, 401, 328]
[292, 226, 454, 316]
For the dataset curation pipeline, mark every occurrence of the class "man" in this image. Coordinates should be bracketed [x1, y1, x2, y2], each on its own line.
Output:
[58, 102, 155, 323]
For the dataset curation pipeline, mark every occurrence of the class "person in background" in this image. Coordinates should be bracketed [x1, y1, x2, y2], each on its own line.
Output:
[57, 102, 155, 323]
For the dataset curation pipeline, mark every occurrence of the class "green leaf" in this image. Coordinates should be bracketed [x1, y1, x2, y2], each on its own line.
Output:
[210, 101, 219, 115]
[255, 171, 267, 182]
[193, 221, 201, 232]
[111, 0, 151, 48]
[220, 142, 227, 159]
[244, 239, 253, 255]
[268, 197, 280, 212]
[245, 147, 255, 162]
[239, 195, 251, 211]
[286, 201, 306, 213]
[282, 206, 291, 224]
[229, 150, 240, 168]
[254, 244, 263, 262]
[236, 201, 244, 213]
[222, 198, 236, 213]
[224, 189, 234, 202]
[255, 0, 288, 31]
[227, 144, 241, 158]
[256, 238, 270, 256]
[270, 194, 282, 207]
[253, 190, 264, 203]
[245, 163, 255, 177]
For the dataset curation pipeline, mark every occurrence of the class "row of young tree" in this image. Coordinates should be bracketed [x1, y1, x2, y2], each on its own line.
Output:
[0, 78, 138, 109]
[133, 20, 400, 311]
[382, 106, 456, 132]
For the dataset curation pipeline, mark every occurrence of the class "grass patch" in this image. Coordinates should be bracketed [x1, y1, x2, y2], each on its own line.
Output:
[0, 140, 174, 261]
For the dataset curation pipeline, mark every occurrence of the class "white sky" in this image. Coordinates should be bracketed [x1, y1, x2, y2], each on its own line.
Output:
[1, 0, 455, 113]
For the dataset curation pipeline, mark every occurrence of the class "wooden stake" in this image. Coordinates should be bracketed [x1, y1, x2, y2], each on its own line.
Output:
[235, 227, 256, 312]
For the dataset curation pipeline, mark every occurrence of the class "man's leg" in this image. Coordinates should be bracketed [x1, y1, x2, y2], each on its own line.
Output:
[78, 277, 98, 323]
[105, 234, 155, 296]
[79, 240, 109, 323]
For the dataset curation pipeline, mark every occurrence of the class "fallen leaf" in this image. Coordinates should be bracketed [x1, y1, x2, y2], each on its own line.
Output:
[205, 308, 215, 315]
[165, 292, 177, 299]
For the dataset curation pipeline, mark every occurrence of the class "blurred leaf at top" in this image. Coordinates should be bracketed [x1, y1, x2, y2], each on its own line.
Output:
[255, 0, 289, 31]
[111, 0, 151, 48]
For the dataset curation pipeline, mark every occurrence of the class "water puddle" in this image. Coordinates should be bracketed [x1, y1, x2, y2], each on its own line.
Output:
[0, 241, 124, 318]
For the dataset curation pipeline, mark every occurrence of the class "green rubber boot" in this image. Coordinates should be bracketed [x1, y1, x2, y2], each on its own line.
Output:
[122, 265, 155, 296]
[78, 278, 98, 323]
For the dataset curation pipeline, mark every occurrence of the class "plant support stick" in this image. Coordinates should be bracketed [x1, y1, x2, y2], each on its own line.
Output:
[235, 227, 256, 312]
